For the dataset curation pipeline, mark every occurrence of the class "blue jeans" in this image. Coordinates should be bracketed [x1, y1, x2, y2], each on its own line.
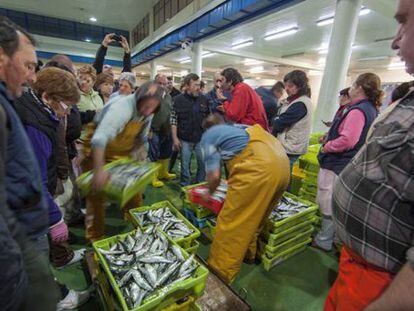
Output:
[180, 140, 206, 186]
[148, 132, 173, 161]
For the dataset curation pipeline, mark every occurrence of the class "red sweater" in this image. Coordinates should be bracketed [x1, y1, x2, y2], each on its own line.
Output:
[223, 82, 269, 131]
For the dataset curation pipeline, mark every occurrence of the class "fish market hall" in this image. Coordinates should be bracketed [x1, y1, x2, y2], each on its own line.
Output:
[1, 0, 414, 310]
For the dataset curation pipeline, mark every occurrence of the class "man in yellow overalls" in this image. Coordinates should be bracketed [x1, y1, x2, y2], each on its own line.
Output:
[200, 114, 290, 284]
[81, 82, 163, 241]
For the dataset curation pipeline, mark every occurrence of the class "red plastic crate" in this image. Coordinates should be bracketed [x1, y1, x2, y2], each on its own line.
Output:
[188, 187, 224, 215]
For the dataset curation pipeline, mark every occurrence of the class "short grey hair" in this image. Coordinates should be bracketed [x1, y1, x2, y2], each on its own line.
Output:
[119, 72, 137, 88]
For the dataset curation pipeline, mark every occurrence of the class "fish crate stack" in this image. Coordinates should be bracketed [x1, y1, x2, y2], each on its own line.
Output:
[129, 201, 200, 256]
[180, 182, 224, 230]
[298, 144, 321, 203]
[258, 193, 319, 271]
[93, 228, 209, 310]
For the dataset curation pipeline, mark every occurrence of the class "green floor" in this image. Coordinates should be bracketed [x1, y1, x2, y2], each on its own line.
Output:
[56, 180, 338, 311]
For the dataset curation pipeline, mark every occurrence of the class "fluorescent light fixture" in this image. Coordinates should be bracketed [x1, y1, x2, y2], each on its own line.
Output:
[179, 57, 191, 64]
[264, 26, 299, 41]
[140, 72, 146, 75]
[89, 17, 97, 22]
[202, 52, 216, 58]
[156, 65, 168, 70]
[317, 57, 326, 64]
[243, 58, 264, 66]
[84, 38, 91, 42]
[388, 61, 405, 70]
[308, 70, 323, 76]
[357, 56, 389, 62]
[180, 70, 189, 76]
[249, 66, 264, 73]
[316, 16, 334, 27]
[231, 40, 253, 49]
[359, 7, 371, 16]
[318, 49, 328, 55]
[317, 6, 370, 26]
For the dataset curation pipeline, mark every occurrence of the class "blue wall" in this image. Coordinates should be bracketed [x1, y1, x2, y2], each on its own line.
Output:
[36, 51, 123, 67]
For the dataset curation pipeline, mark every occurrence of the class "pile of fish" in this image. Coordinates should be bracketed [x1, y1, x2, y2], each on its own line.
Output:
[98, 226, 198, 309]
[82, 162, 155, 192]
[269, 196, 310, 222]
[191, 181, 228, 203]
[133, 207, 194, 239]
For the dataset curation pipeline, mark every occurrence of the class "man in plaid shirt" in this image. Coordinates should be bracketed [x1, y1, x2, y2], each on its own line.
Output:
[325, 1, 414, 310]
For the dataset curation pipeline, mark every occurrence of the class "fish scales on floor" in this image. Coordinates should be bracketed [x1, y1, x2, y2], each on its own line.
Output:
[134, 207, 194, 238]
[97, 226, 198, 309]
[269, 196, 311, 221]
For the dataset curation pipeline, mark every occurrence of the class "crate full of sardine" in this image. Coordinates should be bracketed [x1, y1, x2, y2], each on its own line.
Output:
[265, 193, 319, 234]
[129, 201, 200, 249]
[93, 227, 209, 311]
[77, 158, 160, 207]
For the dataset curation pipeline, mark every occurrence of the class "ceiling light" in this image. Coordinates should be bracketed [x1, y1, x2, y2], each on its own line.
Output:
[156, 65, 168, 70]
[231, 40, 253, 49]
[249, 66, 264, 73]
[357, 56, 389, 62]
[243, 58, 264, 66]
[264, 27, 299, 41]
[202, 52, 216, 58]
[180, 70, 189, 76]
[316, 16, 334, 27]
[140, 72, 146, 75]
[388, 61, 405, 70]
[84, 38, 91, 42]
[316, 6, 370, 26]
[179, 57, 191, 64]
[317, 57, 326, 64]
[308, 70, 323, 76]
[318, 49, 328, 55]
[359, 7, 371, 16]
[89, 17, 97, 22]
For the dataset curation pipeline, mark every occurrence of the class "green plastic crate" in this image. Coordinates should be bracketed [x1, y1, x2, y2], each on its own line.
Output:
[261, 240, 310, 271]
[259, 227, 314, 258]
[262, 217, 318, 247]
[183, 200, 213, 219]
[180, 183, 207, 202]
[265, 193, 318, 233]
[309, 133, 324, 146]
[77, 158, 160, 207]
[184, 240, 199, 255]
[129, 201, 200, 249]
[299, 188, 317, 203]
[93, 229, 209, 311]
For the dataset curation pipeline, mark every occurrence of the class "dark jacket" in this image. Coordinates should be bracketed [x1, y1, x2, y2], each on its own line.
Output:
[0, 102, 28, 311]
[66, 105, 82, 160]
[0, 84, 48, 239]
[93, 44, 131, 74]
[173, 93, 210, 143]
[256, 86, 278, 125]
[15, 91, 58, 195]
[205, 88, 232, 114]
[169, 87, 181, 98]
[14, 92, 63, 227]
[318, 99, 378, 175]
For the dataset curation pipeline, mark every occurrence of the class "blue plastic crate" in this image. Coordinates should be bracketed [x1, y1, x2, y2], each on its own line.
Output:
[182, 207, 214, 229]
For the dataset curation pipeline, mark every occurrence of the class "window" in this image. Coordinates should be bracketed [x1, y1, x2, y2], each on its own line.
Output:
[132, 14, 150, 46]
[153, 0, 193, 30]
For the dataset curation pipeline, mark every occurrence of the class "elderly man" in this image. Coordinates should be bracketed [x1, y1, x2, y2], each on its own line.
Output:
[149, 74, 176, 187]
[325, 1, 414, 310]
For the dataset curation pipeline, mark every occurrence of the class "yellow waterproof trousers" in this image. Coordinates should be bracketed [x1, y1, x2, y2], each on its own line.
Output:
[82, 120, 144, 242]
[208, 125, 290, 284]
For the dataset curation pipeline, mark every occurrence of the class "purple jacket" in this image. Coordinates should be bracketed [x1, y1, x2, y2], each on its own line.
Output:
[25, 126, 62, 226]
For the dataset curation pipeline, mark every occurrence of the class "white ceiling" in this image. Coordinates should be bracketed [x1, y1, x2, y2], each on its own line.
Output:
[0, 0, 155, 30]
[135, 0, 404, 82]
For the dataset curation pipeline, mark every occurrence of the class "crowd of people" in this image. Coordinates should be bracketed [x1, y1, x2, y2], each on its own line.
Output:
[1, 0, 414, 309]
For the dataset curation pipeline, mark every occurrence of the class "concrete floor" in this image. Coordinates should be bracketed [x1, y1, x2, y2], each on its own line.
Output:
[55, 180, 338, 310]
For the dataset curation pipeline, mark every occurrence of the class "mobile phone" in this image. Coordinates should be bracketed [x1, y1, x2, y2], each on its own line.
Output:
[112, 34, 122, 42]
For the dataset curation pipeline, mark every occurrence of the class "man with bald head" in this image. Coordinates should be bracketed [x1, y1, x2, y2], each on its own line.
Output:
[206, 72, 231, 114]
[149, 74, 176, 187]
[324, 1, 414, 310]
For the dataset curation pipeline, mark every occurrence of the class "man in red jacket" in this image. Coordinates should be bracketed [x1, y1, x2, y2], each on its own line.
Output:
[216, 68, 268, 131]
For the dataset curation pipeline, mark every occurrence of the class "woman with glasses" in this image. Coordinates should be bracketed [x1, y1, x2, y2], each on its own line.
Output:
[14, 67, 86, 268]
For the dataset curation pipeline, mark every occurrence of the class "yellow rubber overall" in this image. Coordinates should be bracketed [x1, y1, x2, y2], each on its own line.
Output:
[207, 125, 290, 284]
[82, 121, 144, 241]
